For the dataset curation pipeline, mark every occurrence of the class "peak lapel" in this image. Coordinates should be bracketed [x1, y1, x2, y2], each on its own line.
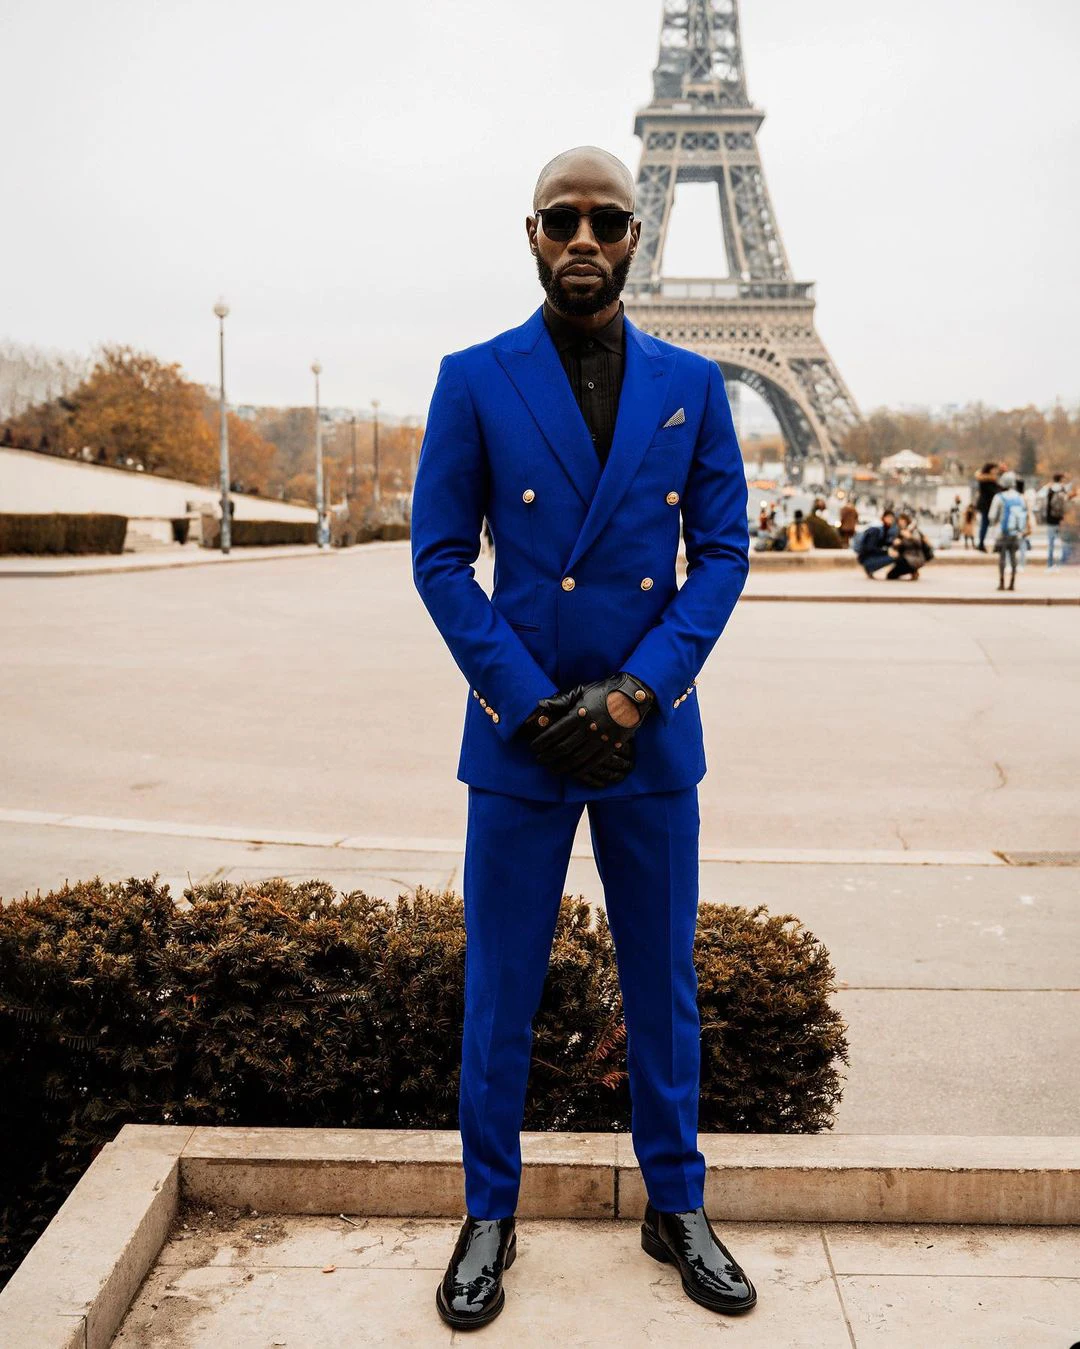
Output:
[493, 307, 601, 509]
[565, 320, 675, 574]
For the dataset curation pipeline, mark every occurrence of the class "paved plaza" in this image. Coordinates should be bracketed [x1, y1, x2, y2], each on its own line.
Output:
[3, 542, 1078, 1143]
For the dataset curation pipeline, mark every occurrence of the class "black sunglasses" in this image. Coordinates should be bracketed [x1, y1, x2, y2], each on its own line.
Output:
[535, 207, 635, 244]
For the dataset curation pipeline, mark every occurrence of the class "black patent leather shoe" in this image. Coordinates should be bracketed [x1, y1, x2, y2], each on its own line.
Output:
[641, 1201, 756, 1314]
[435, 1213, 517, 1330]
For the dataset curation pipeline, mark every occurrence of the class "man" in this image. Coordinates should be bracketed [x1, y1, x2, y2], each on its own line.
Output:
[1038, 472, 1071, 568]
[974, 462, 1002, 551]
[856, 508, 899, 577]
[411, 146, 755, 1330]
[988, 470, 1027, 591]
[887, 511, 932, 581]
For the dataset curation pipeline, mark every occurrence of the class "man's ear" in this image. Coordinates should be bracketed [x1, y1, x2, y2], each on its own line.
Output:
[525, 215, 539, 255]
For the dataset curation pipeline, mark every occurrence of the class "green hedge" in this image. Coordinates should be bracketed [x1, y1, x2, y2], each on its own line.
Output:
[0, 513, 127, 555]
[0, 877, 847, 1286]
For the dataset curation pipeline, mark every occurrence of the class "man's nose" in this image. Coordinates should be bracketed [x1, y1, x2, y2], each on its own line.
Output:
[567, 219, 600, 251]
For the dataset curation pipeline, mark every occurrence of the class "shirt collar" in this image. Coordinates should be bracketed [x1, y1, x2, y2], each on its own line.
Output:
[542, 299, 625, 355]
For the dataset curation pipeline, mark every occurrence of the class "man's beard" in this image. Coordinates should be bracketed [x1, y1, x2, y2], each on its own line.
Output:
[535, 252, 633, 317]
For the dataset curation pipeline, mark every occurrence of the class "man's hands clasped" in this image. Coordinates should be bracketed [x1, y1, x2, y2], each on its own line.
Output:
[515, 671, 656, 788]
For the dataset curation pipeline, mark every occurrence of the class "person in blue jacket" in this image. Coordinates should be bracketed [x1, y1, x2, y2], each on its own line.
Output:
[412, 146, 755, 1330]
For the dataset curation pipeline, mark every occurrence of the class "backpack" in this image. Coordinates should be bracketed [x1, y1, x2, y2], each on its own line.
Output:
[1046, 486, 1067, 525]
[999, 494, 1026, 538]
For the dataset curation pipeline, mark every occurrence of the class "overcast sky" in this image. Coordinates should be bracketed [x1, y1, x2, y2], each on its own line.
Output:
[3, 0, 1078, 421]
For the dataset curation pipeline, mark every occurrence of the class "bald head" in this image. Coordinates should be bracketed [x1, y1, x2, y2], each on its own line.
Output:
[532, 146, 635, 212]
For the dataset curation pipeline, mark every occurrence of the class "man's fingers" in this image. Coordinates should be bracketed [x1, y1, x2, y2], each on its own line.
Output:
[532, 721, 590, 763]
[529, 713, 584, 755]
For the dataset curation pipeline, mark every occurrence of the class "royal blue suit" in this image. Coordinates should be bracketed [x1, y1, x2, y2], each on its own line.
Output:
[411, 304, 749, 1218]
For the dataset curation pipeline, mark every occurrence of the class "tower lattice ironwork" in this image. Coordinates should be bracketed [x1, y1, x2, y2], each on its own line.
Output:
[625, 0, 860, 460]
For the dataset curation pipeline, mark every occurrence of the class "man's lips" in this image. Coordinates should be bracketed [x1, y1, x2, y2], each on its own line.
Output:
[561, 264, 603, 278]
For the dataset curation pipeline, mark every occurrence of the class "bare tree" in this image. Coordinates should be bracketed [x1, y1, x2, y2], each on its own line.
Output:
[0, 340, 90, 422]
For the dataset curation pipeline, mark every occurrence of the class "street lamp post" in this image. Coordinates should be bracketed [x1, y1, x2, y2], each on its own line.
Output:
[213, 299, 231, 553]
[312, 361, 327, 549]
[371, 398, 381, 512]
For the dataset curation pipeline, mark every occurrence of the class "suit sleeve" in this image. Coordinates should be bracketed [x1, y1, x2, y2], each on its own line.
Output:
[411, 352, 559, 741]
[621, 360, 749, 725]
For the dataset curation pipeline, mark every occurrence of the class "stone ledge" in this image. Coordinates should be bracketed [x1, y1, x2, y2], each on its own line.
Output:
[3, 1127, 1077, 1348]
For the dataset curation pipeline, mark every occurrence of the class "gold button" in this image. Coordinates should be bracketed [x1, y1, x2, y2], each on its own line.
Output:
[522, 489, 535, 503]
[634, 689, 646, 702]
[666, 491, 680, 505]
[538, 715, 550, 728]
[479, 697, 487, 707]
[492, 712, 500, 724]
[561, 576, 576, 591]
[640, 577, 653, 590]
[472, 689, 479, 698]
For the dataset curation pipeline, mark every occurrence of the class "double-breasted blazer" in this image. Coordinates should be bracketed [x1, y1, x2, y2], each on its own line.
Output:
[410, 304, 749, 801]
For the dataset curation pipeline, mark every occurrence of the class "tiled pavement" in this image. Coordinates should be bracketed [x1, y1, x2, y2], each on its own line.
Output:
[113, 1211, 1080, 1347]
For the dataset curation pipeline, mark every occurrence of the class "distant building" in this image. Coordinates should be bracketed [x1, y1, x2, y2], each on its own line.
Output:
[879, 449, 933, 474]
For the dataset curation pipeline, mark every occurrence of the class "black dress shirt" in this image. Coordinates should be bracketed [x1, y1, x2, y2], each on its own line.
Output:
[542, 300, 625, 466]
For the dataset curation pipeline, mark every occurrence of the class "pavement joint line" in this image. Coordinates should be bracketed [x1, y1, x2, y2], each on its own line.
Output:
[820, 1227, 858, 1349]
[742, 593, 1080, 606]
[0, 540, 409, 579]
[837, 987, 1080, 993]
[0, 809, 1036, 867]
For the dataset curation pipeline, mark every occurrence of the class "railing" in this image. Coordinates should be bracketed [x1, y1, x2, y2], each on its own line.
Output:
[627, 277, 816, 302]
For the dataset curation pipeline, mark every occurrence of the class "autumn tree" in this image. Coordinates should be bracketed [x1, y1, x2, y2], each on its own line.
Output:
[199, 395, 278, 496]
[61, 346, 217, 480]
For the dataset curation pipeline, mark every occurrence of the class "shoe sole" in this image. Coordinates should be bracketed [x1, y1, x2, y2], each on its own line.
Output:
[434, 1234, 517, 1330]
[640, 1224, 757, 1315]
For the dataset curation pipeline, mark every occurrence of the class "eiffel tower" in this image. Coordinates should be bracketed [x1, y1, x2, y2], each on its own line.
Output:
[625, 0, 861, 462]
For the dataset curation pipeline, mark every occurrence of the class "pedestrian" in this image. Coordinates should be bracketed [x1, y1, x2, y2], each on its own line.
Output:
[974, 462, 1001, 551]
[786, 508, 813, 552]
[856, 508, 899, 577]
[1037, 472, 1071, 569]
[948, 494, 963, 541]
[838, 500, 859, 547]
[886, 511, 933, 580]
[961, 503, 976, 548]
[987, 470, 1027, 591]
[806, 497, 844, 548]
[411, 145, 756, 1332]
[1015, 478, 1033, 569]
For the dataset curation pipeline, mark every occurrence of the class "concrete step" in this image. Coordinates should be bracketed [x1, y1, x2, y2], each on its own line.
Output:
[2, 1126, 1077, 1348]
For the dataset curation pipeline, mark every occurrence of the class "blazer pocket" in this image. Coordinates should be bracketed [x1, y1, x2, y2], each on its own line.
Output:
[509, 620, 540, 633]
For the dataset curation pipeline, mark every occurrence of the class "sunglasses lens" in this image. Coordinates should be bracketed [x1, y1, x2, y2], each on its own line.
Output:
[540, 209, 577, 241]
[592, 210, 632, 243]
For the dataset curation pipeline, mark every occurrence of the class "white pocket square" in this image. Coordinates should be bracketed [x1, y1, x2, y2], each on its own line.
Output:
[662, 408, 686, 428]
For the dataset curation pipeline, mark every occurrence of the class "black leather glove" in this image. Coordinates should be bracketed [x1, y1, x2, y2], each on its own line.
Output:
[526, 672, 655, 777]
[571, 734, 636, 788]
[515, 687, 587, 749]
[515, 682, 643, 787]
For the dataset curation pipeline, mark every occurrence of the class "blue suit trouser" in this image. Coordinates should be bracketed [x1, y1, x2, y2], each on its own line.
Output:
[460, 783, 707, 1219]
